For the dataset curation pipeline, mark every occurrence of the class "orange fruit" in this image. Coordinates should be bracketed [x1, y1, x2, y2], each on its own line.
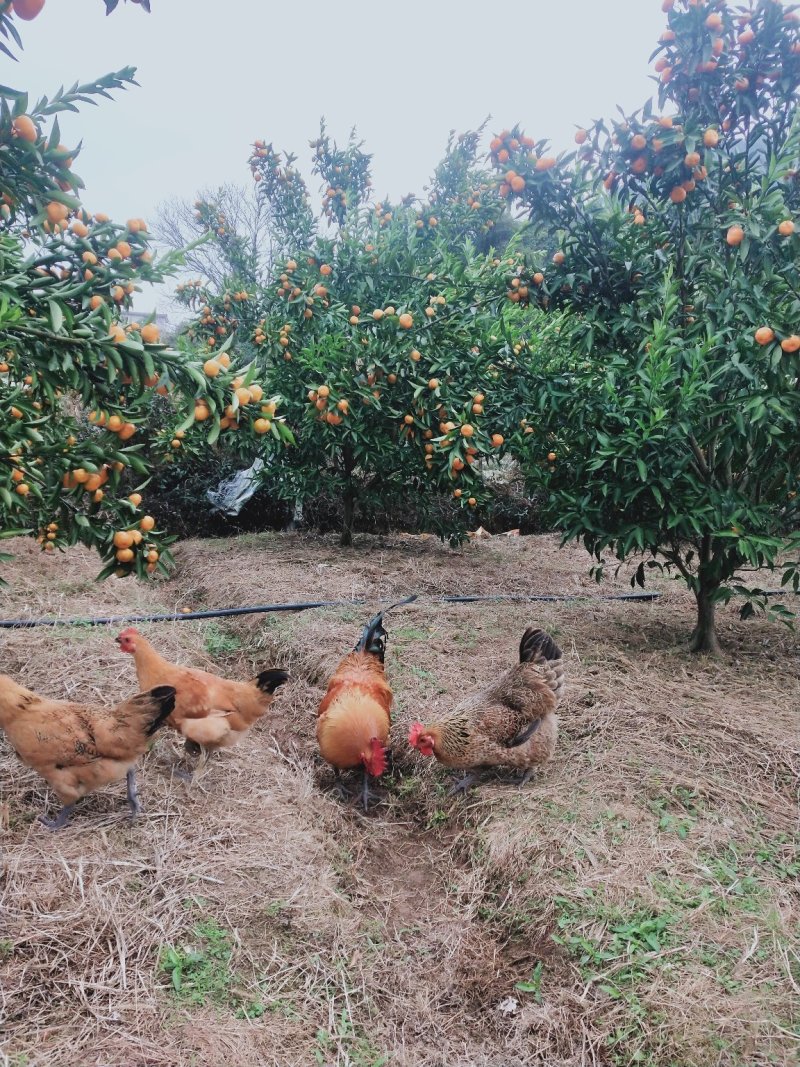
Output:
[89, 295, 104, 310]
[12, 115, 37, 142]
[337, 399, 349, 413]
[15, 482, 30, 496]
[254, 418, 271, 434]
[410, 349, 421, 361]
[372, 309, 384, 320]
[203, 359, 220, 377]
[460, 424, 474, 437]
[467, 497, 476, 507]
[320, 263, 332, 276]
[171, 439, 181, 449]
[398, 312, 413, 329]
[107, 414, 123, 432]
[45, 201, 69, 224]
[670, 186, 687, 203]
[453, 489, 462, 498]
[428, 378, 439, 390]
[235, 387, 252, 405]
[491, 434, 504, 447]
[140, 515, 156, 532]
[780, 335, 800, 353]
[754, 326, 774, 345]
[118, 423, 137, 441]
[111, 286, 125, 303]
[128, 492, 142, 507]
[317, 385, 330, 399]
[113, 530, 134, 549]
[12, 0, 46, 19]
[404, 414, 414, 425]
[684, 151, 701, 168]
[574, 129, 588, 145]
[116, 548, 135, 563]
[778, 220, 795, 236]
[552, 251, 565, 266]
[146, 550, 159, 564]
[726, 225, 745, 245]
[141, 323, 160, 344]
[630, 134, 647, 151]
[547, 451, 557, 462]
[705, 12, 723, 30]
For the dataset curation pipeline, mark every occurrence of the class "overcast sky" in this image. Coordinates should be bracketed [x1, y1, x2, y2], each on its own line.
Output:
[12, 0, 665, 312]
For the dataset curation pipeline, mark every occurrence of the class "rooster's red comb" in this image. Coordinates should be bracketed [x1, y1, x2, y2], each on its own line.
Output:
[408, 721, 426, 748]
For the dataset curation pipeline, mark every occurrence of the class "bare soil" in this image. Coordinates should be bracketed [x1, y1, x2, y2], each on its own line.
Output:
[0, 532, 797, 1067]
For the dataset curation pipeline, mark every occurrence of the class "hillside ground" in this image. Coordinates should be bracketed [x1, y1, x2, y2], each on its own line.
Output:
[0, 532, 797, 1067]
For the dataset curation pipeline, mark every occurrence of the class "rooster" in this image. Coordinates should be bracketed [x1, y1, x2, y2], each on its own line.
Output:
[317, 595, 416, 810]
[408, 627, 564, 793]
[115, 627, 288, 767]
[0, 673, 176, 829]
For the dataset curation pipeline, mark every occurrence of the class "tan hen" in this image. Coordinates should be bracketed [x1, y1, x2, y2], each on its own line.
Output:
[408, 627, 563, 793]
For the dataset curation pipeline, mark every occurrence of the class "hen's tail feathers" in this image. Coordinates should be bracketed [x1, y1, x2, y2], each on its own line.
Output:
[139, 685, 177, 735]
[354, 594, 418, 662]
[255, 668, 290, 695]
[519, 627, 566, 703]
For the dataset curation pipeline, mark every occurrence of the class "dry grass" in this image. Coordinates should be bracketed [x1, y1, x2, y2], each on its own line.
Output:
[0, 532, 798, 1067]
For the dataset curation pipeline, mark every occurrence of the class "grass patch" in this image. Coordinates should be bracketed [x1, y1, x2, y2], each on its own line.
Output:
[202, 622, 243, 656]
[160, 918, 262, 1018]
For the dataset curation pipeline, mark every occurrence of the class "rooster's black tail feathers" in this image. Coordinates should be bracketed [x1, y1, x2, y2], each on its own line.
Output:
[355, 595, 418, 662]
[519, 627, 562, 665]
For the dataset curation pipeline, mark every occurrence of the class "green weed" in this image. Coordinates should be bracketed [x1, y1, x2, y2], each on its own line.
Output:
[160, 918, 261, 1018]
[203, 622, 242, 656]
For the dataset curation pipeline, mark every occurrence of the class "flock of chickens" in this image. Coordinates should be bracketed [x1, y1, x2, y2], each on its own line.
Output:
[0, 597, 564, 827]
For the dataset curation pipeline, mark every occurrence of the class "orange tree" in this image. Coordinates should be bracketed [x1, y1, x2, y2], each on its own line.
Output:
[173, 125, 560, 545]
[0, 0, 275, 581]
[490, 0, 800, 653]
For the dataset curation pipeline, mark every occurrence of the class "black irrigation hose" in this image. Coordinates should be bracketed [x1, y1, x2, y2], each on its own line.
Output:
[0, 591, 665, 630]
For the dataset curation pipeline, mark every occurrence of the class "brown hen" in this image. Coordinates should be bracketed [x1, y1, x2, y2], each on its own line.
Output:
[0, 673, 176, 828]
[116, 627, 288, 766]
[409, 627, 563, 793]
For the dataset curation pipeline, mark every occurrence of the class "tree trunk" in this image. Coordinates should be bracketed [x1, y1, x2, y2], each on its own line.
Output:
[340, 445, 356, 547]
[689, 584, 722, 655]
[340, 488, 355, 547]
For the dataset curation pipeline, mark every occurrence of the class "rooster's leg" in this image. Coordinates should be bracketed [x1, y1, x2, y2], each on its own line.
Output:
[361, 768, 381, 811]
[39, 803, 76, 830]
[517, 768, 538, 789]
[126, 769, 143, 818]
[330, 768, 351, 800]
[447, 772, 479, 797]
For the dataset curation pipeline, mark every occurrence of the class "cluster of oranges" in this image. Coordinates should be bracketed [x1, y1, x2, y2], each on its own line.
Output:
[308, 384, 349, 427]
[87, 410, 138, 444]
[112, 513, 159, 574]
[34, 520, 60, 553]
[490, 130, 558, 193]
[656, 3, 800, 91]
[754, 325, 800, 352]
[189, 302, 236, 349]
[505, 268, 546, 306]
